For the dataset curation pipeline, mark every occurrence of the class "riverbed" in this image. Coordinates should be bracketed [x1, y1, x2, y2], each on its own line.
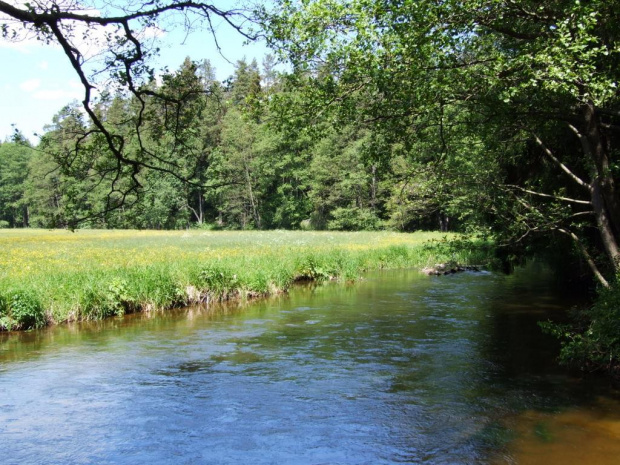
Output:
[1, 265, 618, 464]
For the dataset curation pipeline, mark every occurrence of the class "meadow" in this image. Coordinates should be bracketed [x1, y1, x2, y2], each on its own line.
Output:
[0, 229, 493, 330]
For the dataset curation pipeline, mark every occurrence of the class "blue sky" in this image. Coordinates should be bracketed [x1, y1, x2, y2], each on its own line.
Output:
[0, 3, 270, 143]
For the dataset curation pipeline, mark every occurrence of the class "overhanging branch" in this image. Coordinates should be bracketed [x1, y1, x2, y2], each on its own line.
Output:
[506, 184, 592, 206]
[557, 228, 609, 288]
[531, 133, 592, 191]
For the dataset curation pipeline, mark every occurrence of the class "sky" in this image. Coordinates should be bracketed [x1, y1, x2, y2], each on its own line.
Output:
[0, 1, 271, 143]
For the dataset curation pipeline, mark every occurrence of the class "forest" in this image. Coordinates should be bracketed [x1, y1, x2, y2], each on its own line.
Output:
[0, 0, 619, 374]
[0, 55, 452, 234]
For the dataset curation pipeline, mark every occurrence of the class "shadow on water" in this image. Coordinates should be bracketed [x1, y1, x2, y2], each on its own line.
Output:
[440, 264, 620, 464]
[0, 264, 619, 464]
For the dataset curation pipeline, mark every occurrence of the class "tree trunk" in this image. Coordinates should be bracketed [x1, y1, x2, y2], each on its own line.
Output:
[591, 180, 620, 271]
[581, 102, 620, 271]
[585, 102, 620, 237]
[244, 158, 261, 229]
[197, 191, 204, 224]
[438, 212, 449, 232]
[370, 164, 377, 211]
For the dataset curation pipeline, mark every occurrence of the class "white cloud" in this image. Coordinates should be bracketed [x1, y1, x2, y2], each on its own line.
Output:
[1, 2, 166, 58]
[0, 32, 40, 53]
[0, 2, 103, 55]
[141, 25, 167, 40]
[19, 78, 41, 92]
[32, 88, 82, 101]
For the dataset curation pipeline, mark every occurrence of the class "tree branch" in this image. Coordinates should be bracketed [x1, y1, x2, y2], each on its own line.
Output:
[0, 0, 259, 221]
[505, 184, 592, 206]
[557, 228, 610, 288]
[532, 133, 592, 191]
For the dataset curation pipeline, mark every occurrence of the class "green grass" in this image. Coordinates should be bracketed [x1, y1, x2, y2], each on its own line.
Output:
[0, 229, 494, 330]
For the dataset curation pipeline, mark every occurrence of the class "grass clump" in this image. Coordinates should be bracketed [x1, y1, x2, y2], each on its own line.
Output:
[0, 229, 495, 330]
[78, 277, 136, 320]
[199, 263, 241, 297]
[0, 289, 46, 330]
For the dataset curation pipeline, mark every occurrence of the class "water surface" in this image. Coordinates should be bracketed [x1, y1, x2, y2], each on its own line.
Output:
[1, 266, 618, 464]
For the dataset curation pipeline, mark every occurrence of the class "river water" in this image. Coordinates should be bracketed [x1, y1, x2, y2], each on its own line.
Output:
[1, 265, 619, 464]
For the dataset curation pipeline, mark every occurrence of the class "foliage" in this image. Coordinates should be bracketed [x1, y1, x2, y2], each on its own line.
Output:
[4, 52, 485, 233]
[0, 289, 46, 331]
[0, 141, 33, 227]
[0, 1, 258, 201]
[327, 207, 381, 231]
[199, 264, 241, 297]
[423, 235, 496, 268]
[262, 0, 620, 287]
[78, 278, 135, 320]
[541, 280, 620, 375]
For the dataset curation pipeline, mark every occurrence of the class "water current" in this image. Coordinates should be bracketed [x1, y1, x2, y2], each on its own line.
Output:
[1, 265, 619, 464]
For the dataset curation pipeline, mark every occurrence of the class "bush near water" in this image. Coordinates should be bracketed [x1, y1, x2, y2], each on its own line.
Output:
[0, 229, 492, 330]
[541, 278, 620, 377]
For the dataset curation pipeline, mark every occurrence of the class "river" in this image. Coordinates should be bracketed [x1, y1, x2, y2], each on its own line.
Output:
[1, 265, 619, 464]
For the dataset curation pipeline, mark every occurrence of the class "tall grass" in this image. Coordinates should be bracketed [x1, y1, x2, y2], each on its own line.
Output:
[0, 230, 493, 330]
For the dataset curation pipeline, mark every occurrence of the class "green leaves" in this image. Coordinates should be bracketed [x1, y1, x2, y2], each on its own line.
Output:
[0, 141, 33, 228]
[0, 290, 46, 331]
[541, 280, 620, 372]
[264, 0, 618, 248]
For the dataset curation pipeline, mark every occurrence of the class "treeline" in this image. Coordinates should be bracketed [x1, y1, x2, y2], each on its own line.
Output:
[0, 56, 469, 232]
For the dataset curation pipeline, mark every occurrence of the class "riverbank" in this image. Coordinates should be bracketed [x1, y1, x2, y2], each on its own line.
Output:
[0, 230, 493, 331]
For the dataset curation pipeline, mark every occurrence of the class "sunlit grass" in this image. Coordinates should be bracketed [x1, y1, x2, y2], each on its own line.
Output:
[0, 229, 493, 330]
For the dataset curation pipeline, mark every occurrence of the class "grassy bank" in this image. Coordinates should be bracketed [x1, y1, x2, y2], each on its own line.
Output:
[0, 230, 493, 330]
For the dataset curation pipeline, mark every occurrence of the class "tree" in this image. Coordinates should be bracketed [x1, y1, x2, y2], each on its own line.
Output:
[227, 57, 263, 118]
[213, 108, 264, 229]
[28, 102, 115, 228]
[307, 125, 382, 230]
[263, 0, 620, 284]
[0, 138, 33, 227]
[0, 0, 257, 214]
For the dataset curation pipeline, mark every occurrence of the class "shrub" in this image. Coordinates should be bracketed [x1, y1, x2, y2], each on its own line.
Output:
[423, 234, 493, 266]
[244, 270, 270, 295]
[80, 278, 133, 320]
[0, 293, 9, 330]
[0, 290, 46, 330]
[199, 264, 239, 297]
[295, 254, 331, 280]
[540, 280, 620, 375]
[132, 267, 183, 309]
[327, 207, 382, 231]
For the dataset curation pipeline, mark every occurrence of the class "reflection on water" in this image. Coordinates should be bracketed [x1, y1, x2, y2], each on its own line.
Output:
[0, 264, 618, 464]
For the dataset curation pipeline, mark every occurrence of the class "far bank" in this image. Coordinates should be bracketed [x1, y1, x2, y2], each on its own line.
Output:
[0, 230, 493, 331]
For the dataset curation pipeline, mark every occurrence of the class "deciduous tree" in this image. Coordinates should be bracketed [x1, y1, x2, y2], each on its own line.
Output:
[263, 0, 620, 283]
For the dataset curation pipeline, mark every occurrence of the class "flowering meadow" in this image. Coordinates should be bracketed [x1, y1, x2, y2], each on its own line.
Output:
[0, 229, 491, 330]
